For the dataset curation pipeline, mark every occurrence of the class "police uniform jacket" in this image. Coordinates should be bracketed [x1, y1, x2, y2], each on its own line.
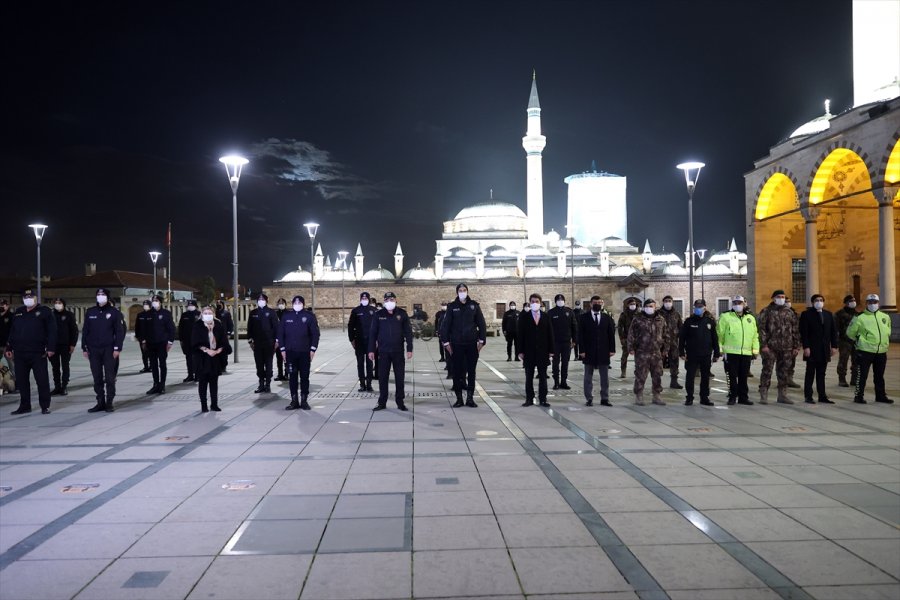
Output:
[679, 313, 720, 360]
[501, 309, 519, 338]
[348, 304, 378, 345]
[440, 298, 487, 345]
[0, 310, 13, 347]
[145, 308, 176, 345]
[53, 309, 80, 348]
[82, 304, 125, 351]
[248, 306, 280, 344]
[277, 310, 320, 353]
[217, 308, 235, 335]
[368, 308, 413, 354]
[7, 304, 57, 353]
[178, 310, 201, 346]
[578, 310, 616, 367]
[547, 306, 577, 345]
[135, 310, 153, 343]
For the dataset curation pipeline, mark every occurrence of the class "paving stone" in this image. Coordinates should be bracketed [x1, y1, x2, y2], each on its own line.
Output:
[413, 549, 521, 597]
[511, 546, 632, 594]
[413, 515, 505, 550]
[746, 540, 898, 586]
[187, 554, 311, 600]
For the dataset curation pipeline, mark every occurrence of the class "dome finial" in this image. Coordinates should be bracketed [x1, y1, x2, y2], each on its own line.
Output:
[824, 98, 831, 117]
[490, 188, 493, 200]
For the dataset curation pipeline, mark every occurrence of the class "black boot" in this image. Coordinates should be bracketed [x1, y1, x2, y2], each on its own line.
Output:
[285, 394, 300, 410]
[50, 386, 63, 396]
[88, 400, 106, 413]
[452, 392, 464, 408]
[105, 399, 115, 412]
[300, 395, 311, 410]
[200, 398, 209, 413]
[254, 379, 265, 393]
[264, 379, 271, 393]
[552, 379, 559, 390]
[156, 384, 166, 395]
[146, 383, 159, 395]
[358, 380, 367, 392]
[365, 380, 374, 392]
[59, 387, 68, 396]
[396, 400, 408, 411]
[465, 394, 477, 408]
[211, 398, 221, 411]
[559, 381, 571, 390]
[10, 406, 32, 415]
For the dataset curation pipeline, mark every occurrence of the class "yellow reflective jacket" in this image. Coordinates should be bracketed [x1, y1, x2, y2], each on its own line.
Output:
[846, 310, 891, 354]
[716, 310, 760, 356]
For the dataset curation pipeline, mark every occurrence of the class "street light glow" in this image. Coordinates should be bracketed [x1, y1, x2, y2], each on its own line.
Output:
[304, 222, 320, 239]
[29, 223, 48, 241]
[149, 251, 161, 264]
[676, 161, 705, 190]
[219, 155, 248, 191]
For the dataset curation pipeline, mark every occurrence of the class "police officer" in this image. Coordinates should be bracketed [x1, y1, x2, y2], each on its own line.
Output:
[248, 293, 280, 393]
[142, 295, 176, 394]
[435, 301, 448, 363]
[627, 299, 668, 406]
[617, 296, 640, 377]
[135, 300, 153, 373]
[501, 301, 519, 361]
[758, 289, 801, 404]
[717, 295, 758, 406]
[277, 295, 320, 410]
[82, 288, 125, 413]
[368, 291, 413, 411]
[846, 293, 892, 404]
[49, 298, 79, 396]
[547, 293, 577, 389]
[178, 300, 201, 382]
[348, 291, 377, 392]
[834, 294, 859, 388]
[440, 283, 487, 408]
[5, 289, 57, 415]
[215, 300, 235, 374]
[679, 299, 720, 406]
[0, 299, 14, 387]
[784, 297, 802, 388]
[659, 295, 683, 389]
[274, 298, 288, 381]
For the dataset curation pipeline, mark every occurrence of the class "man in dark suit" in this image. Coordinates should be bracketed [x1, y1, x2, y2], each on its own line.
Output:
[516, 293, 555, 407]
[799, 293, 838, 404]
[578, 295, 616, 407]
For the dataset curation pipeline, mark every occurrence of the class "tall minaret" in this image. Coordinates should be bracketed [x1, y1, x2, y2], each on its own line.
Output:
[522, 72, 546, 244]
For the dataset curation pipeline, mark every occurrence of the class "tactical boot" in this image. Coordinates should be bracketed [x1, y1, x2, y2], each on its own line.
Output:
[285, 394, 300, 410]
[59, 387, 68, 396]
[758, 387, 769, 404]
[105, 400, 115, 412]
[50, 387, 63, 396]
[465, 393, 477, 408]
[210, 398, 221, 411]
[300, 395, 311, 410]
[652, 394, 666, 406]
[264, 379, 271, 393]
[396, 400, 409, 411]
[559, 382, 571, 390]
[635, 393, 645, 406]
[669, 377, 683, 390]
[87, 400, 106, 413]
[365, 380, 374, 392]
[200, 398, 209, 413]
[838, 376, 849, 388]
[787, 379, 801, 389]
[452, 391, 464, 408]
[552, 379, 559, 390]
[358, 380, 367, 392]
[700, 398, 714, 406]
[254, 379, 265, 393]
[776, 390, 794, 404]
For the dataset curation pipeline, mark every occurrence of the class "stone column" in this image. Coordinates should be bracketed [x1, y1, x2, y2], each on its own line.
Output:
[805, 218, 819, 302]
[878, 190, 897, 311]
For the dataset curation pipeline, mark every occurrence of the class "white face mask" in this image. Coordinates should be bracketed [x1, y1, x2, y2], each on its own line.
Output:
[277, 303, 286, 309]
[848, 301, 857, 309]
[814, 301, 824, 310]
[628, 304, 637, 311]
[257, 300, 267, 308]
[96, 295, 108, 305]
[508, 305, 515, 310]
[293, 303, 303, 311]
[143, 305, 150, 311]
[663, 302, 673, 310]
[644, 307, 655, 315]
[384, 301, 396, 311]
[360, 299, 369, 306]
[868, 303, 879, 312]
[202, 313, 214, 322]
[555, 300, 565, 308]
[152, 301, 161, 309]
[774, 297, 786, 306]
[187, 305, 196, 311]
[530, 302, 541, 312]
[733, 304, 744, 313]
[24, 298, 35, 308]
[458, 291, 468, 301]
[54, 303, 64, 311]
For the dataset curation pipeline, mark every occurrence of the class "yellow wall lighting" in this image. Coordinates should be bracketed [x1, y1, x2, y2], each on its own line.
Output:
[755, 173, 797, 220]
[808, 148, 869, 206]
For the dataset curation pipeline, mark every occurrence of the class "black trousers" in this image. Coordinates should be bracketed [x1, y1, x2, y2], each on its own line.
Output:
[88, 346, 117, 402]
[855, 351, 887, 401]
[253, 342, 275, 380]
[275, 349, 284, 378]
[552, 342, 571, 383]
[147, 342, 169, 385]
[286, 350, 311, 398]
[451, 342, 479, 397]
[356, 344, 374, 384]
[198, 372, 219, 402]
[685, 355, 712, 401]
[377, 350, 406, 406]
[505, 335, 518, 359]
[523, 358, 548, 402]
[140, 344, 150, 369]
[724, 354, 751, 402]
[14, 351, 51, 410]
[803, 359, 829, 400]
[181, 345, 194, 378]
[438, 339, 446, 361]
[49, 346, 72, 388]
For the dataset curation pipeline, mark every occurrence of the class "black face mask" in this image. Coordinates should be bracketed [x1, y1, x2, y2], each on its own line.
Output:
[591, 304, 602, 313]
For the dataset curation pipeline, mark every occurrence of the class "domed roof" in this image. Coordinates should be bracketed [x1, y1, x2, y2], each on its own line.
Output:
[361, 265, 395, 281]
[525, 263, 559, 278]
[698, 263, 732, 276]
[789, 101, 833, 139]
[521, 244, 553, 257]
[453, 202, 527, 220]
[482, 267, 517, 279]
[402, 264, 437, 281]
[651, 253, 682, 264]
[444, 202, 528, 235]
[440, 267, 477, 281]
[610, 265, 638, 276]
[320, 269, 353, 282]
[661, 264, 688, 276]
[445, 246, 475, 258]
[484, 245, 516, 258]
[567, 265, 603, 278]
[278, 267, 311, 282]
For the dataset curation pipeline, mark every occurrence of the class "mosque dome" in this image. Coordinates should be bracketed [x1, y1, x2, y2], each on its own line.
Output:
[661, 264, 688, 276]
[320, 269, 353, 282]
[610, 264, 638, 276]
[402, 264, 437, 280]
[361, 265, 396, 281]
[698, 263, 732, 276]
[567, 265, 603, 278]
[599, 236, 638, 252]
[789, 101, 833, 139]
[525, 263, 559, 278]
[482, 267, 517, 279]
[443, 202, 528, 235]
[441, 267, 478, 280]
[652, 252, 682, 264]
[484, 245, 516, 258]
[521, 244, 553, 257]
[278, 267, 312, 282]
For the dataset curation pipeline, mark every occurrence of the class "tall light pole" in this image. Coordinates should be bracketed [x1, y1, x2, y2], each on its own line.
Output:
[677, 161, 704, 307]
[568, 235, 576, 309]
[304, 223, 320, 311]
[696, 248, 708, 303]
[338, 250, 349, 331]
[29, 224, 48, 302]
[220, 154, 249, 363]
[149, 251, 161, 295]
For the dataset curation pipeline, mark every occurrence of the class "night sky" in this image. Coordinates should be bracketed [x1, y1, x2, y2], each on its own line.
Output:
[2, 0, 853, 292]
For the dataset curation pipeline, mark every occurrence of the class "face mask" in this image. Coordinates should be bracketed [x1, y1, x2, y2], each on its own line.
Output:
[96, 295, 107, 305]
[152, 301, 161, 309]
[814, 301, 824, 310]
[277, 303, 285, 309]
[555, 300, 564, 308]
[848, 302, 857, 309]
[441, 305, 447, 310]
[774, 298, 785, 306]
[530, 302, 541, 312]
[509, 305, 515, 310]
[23, 298, 35, 308]
[187, 305, 196, 311]
[360, 299, 369, 306]
[257, 300, 267, 308]
[384, 301, 396, 311]
[867, 303, 879, 312]
[143, 305, 150, 311]
[663, 302, 673, 310]
[458, 291, 467, 301]
[693, 307, 704, 316]
[293, 303, 303, 311]
[628, 304, 637, 311]
[644, 307, 655, 315]
[55, 303, 64, 311]
[202, 313, 214, 323]
[592, 304, 602, 313]
[733, 304, 744, 313]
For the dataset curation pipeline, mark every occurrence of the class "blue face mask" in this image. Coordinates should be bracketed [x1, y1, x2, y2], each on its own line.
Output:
[693, 307, 704, 316]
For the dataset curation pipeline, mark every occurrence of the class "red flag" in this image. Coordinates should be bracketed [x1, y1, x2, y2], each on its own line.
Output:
[166, 223, 172, 249]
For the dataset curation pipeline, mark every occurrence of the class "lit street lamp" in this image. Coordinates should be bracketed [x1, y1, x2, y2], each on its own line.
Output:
[304, 223, 320, 311]
[695, 248, 708, 302]
[219, 154, 249, 363]
[149, 251, 161, 295]
[338, 250, 349, 331]
[29, 224, 48, 302]
[676, 161, 704, 307]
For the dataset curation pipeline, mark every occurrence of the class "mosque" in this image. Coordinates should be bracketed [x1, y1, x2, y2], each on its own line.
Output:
[270, 77, 749, 325]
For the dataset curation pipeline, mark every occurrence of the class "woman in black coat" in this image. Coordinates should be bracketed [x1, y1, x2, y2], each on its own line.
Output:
[516, 293, 555, 407]
[799, 294, 838, 404]
[192, 306, 229, 412]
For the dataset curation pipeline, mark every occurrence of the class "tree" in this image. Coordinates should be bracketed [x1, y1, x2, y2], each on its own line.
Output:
[199, 276, 217, 305]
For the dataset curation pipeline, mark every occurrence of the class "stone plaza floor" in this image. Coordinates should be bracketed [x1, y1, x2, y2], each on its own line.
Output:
[0, 334, 898, 600]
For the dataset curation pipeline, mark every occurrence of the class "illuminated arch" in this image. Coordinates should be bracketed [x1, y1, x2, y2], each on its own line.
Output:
[808, 148, 874, 206]
[755, 172, 798, 220]
[885, 138, 900, 200]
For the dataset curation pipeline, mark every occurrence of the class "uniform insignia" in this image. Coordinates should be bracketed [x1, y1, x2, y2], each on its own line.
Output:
[159, 315, 163, 320]
[396, 315, 401, 321]
[469, 304, 475, 310]
[302, 317, 307, 323]
[706, 323, 711, 329]
[106, 314, 111, 319]
[35, 311, 40, 317]
[61, 316, 66, 321]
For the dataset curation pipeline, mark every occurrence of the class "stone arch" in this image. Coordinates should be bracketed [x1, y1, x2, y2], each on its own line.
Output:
[754, 167, 801, 220]
[782, 223, 805, 249]
[805, 143, 878, 208]
[880, 134, 900, 201]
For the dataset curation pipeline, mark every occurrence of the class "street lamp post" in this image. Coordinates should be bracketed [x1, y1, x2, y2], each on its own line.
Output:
[569, 236, 576, 309]
[695, 248, 708, 303]
[676, 161, 705, 307]
[29, 224, 48, 302]
[149, 251, 161, 296]
[338, 250, 349, 331]
[304, 223, 320, 311]
[219, 154, 249, 363]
